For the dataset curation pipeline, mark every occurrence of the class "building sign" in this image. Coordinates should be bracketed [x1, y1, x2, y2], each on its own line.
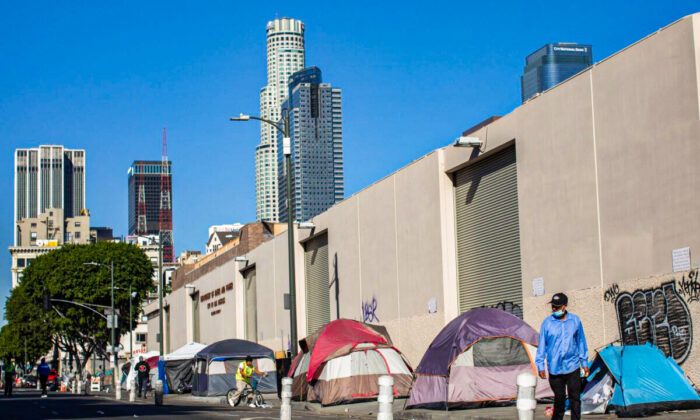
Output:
[37, 239, 59, 247]
[201, 282, 234, 315]
[552, 46, 588, 53]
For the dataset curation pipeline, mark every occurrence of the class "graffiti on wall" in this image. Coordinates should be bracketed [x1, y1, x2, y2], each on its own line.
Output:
[614, 281, 693, 364]
[677, 269, 700, 303]
[486, 301, 523, 319]
[362, 296, 380, 323]
[603, 284, 619, 303]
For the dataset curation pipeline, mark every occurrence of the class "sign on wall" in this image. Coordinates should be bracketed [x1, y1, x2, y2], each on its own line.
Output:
[672, 247, 691, 273]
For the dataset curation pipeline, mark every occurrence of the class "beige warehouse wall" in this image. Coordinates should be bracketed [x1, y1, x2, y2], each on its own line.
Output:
[188, 260, 238, 345]
[525, 269, 700, 384]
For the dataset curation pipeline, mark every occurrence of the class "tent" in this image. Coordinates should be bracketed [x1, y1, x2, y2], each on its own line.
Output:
[407, 308, 552, 409]
[159, 342, 206, 395]
[192, 339, 278, 397]
[123, 351, 160, 391]
[288, 319, 414, 406]
[581, 343, 700, 417]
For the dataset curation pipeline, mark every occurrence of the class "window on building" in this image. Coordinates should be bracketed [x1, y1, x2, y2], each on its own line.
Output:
[136, 333, 147, 343]
[75, 221, 81, 227]
[17, 258, 25, 268]
[30, 232, 37, 241]
[75, 231, 81, 239]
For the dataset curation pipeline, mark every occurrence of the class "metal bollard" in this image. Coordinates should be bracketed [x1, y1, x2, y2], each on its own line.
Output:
[154, 379, 164, 406]
[129, 377, 136, 402]
[516, 372, 537, 420]
[280, 377, 293, 420]
[377, 375, 394, 420]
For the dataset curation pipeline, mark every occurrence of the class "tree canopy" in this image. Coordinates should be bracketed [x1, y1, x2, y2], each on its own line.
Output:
[3, 241, 154, 375]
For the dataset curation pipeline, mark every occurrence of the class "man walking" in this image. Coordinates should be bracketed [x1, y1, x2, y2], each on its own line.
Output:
[37, 358, 50, 398]
[536, 293, 589, 420]
[134, 357, 150, 399]
[230, 356, 266, 407]
[3, 359, 16, 397]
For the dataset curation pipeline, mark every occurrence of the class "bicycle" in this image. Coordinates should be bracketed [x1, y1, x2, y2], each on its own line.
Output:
[226, 377, 270, 408]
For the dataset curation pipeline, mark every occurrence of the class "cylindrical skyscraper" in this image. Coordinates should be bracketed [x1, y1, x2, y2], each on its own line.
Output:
[256, 18, 305, 222]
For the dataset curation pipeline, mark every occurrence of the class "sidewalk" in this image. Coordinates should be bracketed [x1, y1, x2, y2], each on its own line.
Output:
[84, 390, 700, 419]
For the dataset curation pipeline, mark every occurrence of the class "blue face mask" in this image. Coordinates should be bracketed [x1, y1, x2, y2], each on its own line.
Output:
[553, 309, 565, 318]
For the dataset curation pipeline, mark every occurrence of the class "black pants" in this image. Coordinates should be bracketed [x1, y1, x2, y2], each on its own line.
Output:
[3, 374, 12, 396]
[137, 376, 148, 398]
[40, 375, 48, 395]
[548, 369, 581, 420]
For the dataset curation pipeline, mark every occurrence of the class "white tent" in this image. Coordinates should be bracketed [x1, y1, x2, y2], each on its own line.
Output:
[124, 351, 160, 391]
[163, 342, 206, 361]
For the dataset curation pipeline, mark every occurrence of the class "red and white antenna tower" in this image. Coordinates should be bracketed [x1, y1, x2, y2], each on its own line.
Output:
[159, 127, 174, 262]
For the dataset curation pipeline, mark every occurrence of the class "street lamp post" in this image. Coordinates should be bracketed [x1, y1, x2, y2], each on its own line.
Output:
[158, 234, 164, 356]
[230, 111, 298, 356]
[83, 260, 121, 400]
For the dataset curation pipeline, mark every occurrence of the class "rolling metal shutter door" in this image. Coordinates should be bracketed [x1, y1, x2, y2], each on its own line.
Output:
[305, 234, 330, 333]
[454, 145, 523, 315]
[244, 269, 258, 342]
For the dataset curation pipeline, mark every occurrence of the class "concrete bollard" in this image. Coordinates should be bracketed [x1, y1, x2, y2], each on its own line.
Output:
[377, 375, 394, 420]
[280, 377, 293, 420]
[77, 378, 82, 394]
[516, 372, 537, 420]
[71, 379, 76, 394]
[154, 379, 164, 406]
[129, 377, 136, 402]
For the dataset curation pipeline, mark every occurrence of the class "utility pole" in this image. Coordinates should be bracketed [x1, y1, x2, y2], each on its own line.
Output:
[229, 110, 297, 356]
[281, 110, 298, 357]
[158, 235, 164, 355]
[110, 260, 121, 400]
[129, 283, 133, 359]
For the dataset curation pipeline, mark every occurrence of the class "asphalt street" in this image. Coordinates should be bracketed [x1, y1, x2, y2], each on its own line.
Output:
[0, 389, 337, 420]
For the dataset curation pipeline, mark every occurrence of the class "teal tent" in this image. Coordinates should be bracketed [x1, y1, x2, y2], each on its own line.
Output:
[581, 343, 700, 417]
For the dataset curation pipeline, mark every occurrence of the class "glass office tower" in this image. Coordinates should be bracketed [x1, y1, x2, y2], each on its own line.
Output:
[521, 43, 592, 102]
[277, 67, 344, 222]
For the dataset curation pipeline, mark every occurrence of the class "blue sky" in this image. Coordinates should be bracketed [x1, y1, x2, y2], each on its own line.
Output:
[1, 1, 698, 322]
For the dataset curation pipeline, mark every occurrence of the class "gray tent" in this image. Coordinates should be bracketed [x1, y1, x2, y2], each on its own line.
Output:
[193, 339, 278, 396]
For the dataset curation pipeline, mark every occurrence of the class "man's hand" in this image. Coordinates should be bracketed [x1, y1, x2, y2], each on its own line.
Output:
[538, 370, 547, 379]
[582, 367, 590, 378]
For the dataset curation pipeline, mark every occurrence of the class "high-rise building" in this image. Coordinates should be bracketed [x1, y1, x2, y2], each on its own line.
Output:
[257, 18, 306, 222]
[13, 145, 86, 244]
[521, 43, 592, 102]
[278, 67, 344, 222]
[127, 160, 174, 261]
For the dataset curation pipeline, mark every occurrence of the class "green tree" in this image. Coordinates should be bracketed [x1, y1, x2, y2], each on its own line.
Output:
[6, 242, 153, 379]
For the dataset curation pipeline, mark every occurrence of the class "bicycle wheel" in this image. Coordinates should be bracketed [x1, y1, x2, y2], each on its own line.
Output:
[226, 389, 239, 407]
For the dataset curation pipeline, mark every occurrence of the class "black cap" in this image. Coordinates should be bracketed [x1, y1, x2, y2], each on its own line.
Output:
[548, 293, 568, 306]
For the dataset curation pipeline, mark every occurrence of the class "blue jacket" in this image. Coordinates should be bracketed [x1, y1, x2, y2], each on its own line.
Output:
[38, 362, 50, 377]
[535, 312, 588, 375]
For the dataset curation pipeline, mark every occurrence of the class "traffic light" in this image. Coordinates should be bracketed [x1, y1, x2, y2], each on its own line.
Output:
[42, 291, 51, 312]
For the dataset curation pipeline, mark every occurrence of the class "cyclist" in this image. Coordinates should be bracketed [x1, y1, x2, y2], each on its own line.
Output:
[231, 356, 266, 407]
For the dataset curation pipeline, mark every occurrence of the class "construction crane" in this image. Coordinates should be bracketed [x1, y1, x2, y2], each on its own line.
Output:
[159, 127, 174, 263]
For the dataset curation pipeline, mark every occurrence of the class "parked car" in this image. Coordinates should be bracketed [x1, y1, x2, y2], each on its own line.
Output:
[47, 370, 59, 391]
[20, 375, 37, 388]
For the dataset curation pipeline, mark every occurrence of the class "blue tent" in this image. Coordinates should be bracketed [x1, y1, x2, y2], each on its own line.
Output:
[582, 343, 700, 417]
[192, 339, 278, 397]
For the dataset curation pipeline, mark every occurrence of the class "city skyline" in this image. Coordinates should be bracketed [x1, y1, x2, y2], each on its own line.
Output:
[1, 2, 697, 323]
